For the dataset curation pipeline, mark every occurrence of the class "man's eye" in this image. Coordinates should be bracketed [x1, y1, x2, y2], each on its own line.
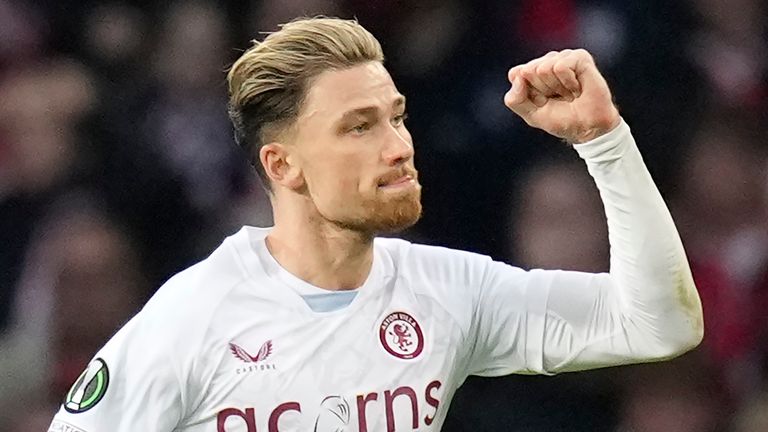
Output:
[393, 113, 409, 126]
[350, 122, 370, 134]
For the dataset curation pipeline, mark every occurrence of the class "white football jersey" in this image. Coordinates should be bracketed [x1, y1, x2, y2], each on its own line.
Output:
[49, 120, 702, 431]
[50, 226, 547, 431]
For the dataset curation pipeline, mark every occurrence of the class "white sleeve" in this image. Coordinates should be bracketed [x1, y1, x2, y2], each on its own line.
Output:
[467, 119, 703, 376]
[48, 313, 184, 432]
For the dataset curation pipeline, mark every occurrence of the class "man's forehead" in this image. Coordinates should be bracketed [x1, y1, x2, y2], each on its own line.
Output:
[303, 62, 403, 115]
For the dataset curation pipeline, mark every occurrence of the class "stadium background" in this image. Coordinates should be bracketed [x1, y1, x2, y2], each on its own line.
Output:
[1, 0, 767, 430]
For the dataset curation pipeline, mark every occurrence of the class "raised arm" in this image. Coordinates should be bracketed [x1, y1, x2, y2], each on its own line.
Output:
[469, 49, 703, 375]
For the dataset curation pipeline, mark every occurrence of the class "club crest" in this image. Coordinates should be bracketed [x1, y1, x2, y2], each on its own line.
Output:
[379, 311, 424, 360]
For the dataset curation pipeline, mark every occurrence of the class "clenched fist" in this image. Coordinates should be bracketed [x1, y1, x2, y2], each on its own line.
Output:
[504, 49, 621, 144]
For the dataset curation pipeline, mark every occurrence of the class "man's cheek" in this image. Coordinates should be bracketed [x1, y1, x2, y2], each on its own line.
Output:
[330, 172, 363, 195]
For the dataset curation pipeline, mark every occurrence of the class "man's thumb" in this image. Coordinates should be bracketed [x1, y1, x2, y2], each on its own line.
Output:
[504, 76, 536, 118]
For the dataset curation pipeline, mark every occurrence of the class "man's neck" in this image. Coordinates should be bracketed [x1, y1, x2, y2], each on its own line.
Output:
[266, 217, 375, 291]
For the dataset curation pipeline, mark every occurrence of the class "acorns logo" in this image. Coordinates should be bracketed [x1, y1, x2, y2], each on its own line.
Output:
[64, 358, 110, 413]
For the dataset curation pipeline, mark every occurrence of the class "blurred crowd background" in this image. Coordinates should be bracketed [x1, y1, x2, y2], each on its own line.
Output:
[1, 0, 767, 430]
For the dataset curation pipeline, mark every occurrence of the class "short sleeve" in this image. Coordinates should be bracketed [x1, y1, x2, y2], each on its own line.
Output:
[48, 313, 184, 432]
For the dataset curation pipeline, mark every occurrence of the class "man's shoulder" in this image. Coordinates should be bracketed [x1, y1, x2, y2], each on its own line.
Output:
[376, 236, 490, 261]
[77, 229, 268, 384]
[162, 234, 247, 294]
[138, 229, 255, 332]
[375, 236, 493, 278]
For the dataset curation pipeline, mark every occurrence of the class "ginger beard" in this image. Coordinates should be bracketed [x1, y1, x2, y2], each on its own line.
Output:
[316, 172, 423, 235]
[363, 176, 422, 233]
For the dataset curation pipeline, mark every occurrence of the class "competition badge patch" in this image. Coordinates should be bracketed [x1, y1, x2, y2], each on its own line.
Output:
[379, 311, 424, 359]
[64, 358, 110, 413]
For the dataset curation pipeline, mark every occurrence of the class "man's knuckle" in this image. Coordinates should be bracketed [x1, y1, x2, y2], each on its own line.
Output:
[575, 49, 593, 60]
[553, 62, 569, 74]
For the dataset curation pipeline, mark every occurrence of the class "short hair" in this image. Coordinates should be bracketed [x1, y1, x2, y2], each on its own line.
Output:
[226, 17, 384, 190]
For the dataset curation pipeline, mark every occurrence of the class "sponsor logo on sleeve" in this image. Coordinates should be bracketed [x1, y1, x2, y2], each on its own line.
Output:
[64, 358, 110, 414]
[48, 420, 89, 432]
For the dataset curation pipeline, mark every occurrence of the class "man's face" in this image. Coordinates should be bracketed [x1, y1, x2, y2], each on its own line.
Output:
[289, 61, 421, 233]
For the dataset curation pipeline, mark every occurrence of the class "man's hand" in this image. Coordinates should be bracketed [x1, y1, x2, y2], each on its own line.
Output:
[504, 49, 621, 144]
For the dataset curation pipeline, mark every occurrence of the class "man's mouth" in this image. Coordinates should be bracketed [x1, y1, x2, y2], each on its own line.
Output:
[378, 174, 417, 189]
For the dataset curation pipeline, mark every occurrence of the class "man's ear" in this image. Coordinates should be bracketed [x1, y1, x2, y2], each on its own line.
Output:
[260, 142, 304, 190]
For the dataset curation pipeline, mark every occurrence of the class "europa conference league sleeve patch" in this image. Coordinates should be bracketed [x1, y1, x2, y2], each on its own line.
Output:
[64, 358, 110, 413]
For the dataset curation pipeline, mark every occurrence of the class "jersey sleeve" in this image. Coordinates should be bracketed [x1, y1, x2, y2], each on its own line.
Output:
[48, 312, 185, 432]
[466, 119, 703, 376]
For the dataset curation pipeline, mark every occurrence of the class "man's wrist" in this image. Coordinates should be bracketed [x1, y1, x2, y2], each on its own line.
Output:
[571, 107, 621, 144]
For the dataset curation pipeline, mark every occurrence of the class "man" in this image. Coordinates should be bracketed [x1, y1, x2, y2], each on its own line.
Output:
[49, 17, 703, 432]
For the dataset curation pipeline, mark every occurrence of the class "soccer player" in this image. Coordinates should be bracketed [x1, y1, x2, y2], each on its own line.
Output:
[49, 17, 703, 432]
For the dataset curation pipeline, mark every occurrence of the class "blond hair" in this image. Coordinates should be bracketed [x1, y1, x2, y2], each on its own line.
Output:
[227, 17, 384, 189]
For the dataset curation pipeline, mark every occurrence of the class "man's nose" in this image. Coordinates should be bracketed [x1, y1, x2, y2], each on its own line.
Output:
[382, 125, 414, 166]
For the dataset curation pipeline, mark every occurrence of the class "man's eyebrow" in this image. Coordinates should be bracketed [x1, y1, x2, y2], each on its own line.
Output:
[338, 106, 378, 123]
[337, 96, 407, 122]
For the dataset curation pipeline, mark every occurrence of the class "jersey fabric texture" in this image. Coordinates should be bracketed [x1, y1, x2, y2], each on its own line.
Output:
[49, 119, 701, 432]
